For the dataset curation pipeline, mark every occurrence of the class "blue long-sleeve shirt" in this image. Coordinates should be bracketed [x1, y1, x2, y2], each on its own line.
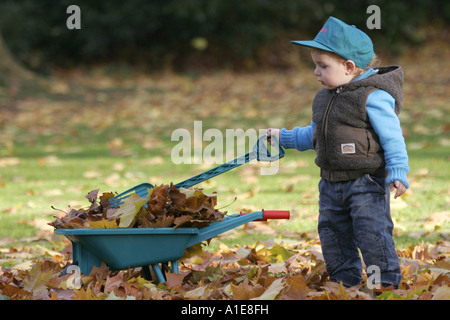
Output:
[280, 69, 410, 188]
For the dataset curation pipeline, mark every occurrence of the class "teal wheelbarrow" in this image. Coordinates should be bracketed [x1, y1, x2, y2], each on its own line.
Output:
[55, 135, 287, 282]
[55, 210, 289, 282]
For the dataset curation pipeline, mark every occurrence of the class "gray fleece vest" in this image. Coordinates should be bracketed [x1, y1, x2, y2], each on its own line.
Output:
[312, 65, 404, 181]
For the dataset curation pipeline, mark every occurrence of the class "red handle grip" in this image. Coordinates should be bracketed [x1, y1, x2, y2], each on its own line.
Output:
[240, 210, 290, 221]
[262, 209, 290, 220]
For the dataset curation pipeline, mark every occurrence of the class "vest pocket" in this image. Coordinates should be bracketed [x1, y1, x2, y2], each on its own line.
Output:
[365, 128, 381, 157]
[333, 127, 369, 158]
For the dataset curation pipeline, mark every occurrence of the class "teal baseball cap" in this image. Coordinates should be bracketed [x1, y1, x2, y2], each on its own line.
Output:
[291, 16, 374, 68]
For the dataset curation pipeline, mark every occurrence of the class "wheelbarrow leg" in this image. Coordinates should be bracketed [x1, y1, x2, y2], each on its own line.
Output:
[171, 260, 179, 273]
[152, 264, 165, 283]
[143, 262, 177, 282]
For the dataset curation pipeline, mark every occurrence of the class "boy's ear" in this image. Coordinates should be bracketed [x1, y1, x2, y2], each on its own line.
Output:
[344, 60, 357, 75]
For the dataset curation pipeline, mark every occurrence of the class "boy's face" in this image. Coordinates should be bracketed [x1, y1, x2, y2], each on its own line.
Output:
[311, 50, 355, 89]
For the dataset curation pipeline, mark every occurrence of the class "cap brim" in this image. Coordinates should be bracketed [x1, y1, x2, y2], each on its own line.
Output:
[290, 40, 335, 53]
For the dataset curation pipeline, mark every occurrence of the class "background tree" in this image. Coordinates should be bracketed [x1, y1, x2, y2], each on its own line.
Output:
[0, 0, 447, 72]
[0, 28, 33, 88]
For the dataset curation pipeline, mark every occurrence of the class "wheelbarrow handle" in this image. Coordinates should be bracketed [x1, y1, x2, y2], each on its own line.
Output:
[186, 209, 290, 247]
[175, 135, 284, 189]
[261, 209, 290, 220]
[240, 209, 290, 221]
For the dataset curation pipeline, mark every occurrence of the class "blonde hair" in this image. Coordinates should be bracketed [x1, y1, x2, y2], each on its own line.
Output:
[354, 54, 381, 77]
[311, 48, 380, 78]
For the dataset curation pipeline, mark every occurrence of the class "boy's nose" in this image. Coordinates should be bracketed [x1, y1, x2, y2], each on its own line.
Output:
[314, 67, 320, 76]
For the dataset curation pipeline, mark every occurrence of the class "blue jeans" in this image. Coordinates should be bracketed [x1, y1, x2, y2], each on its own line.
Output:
[318, 174, 402, 287]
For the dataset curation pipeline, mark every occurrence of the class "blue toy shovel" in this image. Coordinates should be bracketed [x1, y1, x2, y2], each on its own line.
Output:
[108, 134, 284, 207]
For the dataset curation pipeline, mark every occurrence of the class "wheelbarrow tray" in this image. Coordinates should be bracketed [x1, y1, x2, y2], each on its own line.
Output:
[56, 227, 199, 273]
[54, 210, 288, 279]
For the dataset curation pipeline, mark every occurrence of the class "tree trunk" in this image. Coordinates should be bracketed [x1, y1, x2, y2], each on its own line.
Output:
[0, 28, 50, 105]
[0, 28, 34, 84]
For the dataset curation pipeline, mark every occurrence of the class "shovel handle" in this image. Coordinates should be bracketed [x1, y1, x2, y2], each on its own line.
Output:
[174, 135, 284, 190]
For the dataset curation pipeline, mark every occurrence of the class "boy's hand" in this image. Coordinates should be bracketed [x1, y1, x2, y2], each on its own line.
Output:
[266, 128, 280, 146]
[390, 180, 406, 199]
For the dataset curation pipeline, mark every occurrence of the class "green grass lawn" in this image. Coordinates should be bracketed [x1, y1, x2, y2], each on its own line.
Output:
[0, 48, 449, 253]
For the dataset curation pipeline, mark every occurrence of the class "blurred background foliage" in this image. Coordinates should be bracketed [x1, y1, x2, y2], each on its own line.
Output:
[0, 0, 449, 73]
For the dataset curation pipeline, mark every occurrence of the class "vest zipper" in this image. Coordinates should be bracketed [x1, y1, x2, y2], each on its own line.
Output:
[322, 86, 342, 167]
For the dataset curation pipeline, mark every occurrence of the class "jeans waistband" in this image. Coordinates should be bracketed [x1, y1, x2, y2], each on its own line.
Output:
[320, 167, 386, 182]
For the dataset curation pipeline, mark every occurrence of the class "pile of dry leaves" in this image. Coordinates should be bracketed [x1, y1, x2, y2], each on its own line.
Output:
[48, 183, 226, 229]
[1, 184, 448, 300]
[0, 238, 449, 300]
